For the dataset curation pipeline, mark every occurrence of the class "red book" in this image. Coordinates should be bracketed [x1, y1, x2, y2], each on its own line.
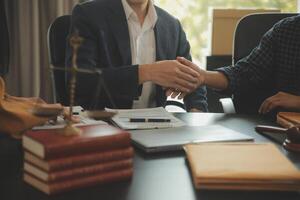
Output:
[24, 168, 133, 195]
[24, 147, 134, 172]
[22, 125, 131, 159]
[24, 158, 133, 182]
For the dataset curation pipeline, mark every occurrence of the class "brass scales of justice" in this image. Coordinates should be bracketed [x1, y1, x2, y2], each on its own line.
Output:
[35, 31, 116, 136]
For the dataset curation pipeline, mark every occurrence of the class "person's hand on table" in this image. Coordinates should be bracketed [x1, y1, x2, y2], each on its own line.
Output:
[259, 92, 300, 114]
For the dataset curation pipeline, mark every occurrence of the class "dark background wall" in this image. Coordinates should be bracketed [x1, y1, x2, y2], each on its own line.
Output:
[0, 0, 9, 76]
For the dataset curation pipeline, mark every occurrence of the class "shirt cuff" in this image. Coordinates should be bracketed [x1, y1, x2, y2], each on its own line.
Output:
[215, 66, 236, 95]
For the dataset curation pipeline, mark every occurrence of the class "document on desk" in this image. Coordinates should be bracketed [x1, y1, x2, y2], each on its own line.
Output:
[106, 107, 186, 130]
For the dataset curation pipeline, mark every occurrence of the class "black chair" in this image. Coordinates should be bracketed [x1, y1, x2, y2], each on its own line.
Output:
[47, 15, 71, 105]
[220, 13, 298, 114]
[164, 99, 186, 112]
[233, 13, 297, 64]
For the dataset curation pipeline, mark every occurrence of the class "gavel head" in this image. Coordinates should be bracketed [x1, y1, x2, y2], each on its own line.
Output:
[286, 126, 300, 144]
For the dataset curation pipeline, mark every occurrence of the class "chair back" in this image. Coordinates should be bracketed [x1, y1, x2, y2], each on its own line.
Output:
[231, 13, 298, 114]
[47, 15, 71, 105]
[233, 13, 297, 64]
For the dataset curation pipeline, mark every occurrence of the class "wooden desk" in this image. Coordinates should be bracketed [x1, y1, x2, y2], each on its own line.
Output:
[1, 113, 300, 200]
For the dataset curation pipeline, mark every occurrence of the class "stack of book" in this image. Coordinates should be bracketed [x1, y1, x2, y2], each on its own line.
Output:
[22, 124, 134, 195]
[185, 143, 300, 191]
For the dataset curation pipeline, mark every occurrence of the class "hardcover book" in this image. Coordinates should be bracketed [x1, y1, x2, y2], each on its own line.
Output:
[24, 147, 134, 172]
[184, 143, 300, 191]
[24, 168, 133, 194]
[22, 124, 131, 159]
[24, 159, 133, 182]
[277, 112, 300, 128]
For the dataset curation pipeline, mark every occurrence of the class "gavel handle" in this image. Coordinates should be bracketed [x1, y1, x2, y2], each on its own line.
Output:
[255, 125, 288, 134]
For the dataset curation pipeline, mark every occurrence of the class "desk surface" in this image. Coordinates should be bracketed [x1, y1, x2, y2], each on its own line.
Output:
[1, 113, 300, 200]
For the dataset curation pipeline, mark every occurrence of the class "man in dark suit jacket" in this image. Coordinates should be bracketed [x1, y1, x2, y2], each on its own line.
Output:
[66, 0, 208, 111]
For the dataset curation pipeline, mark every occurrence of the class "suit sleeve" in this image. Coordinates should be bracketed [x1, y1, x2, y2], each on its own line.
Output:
[65, 5, 139, 108]
[175, 20, 208, 112]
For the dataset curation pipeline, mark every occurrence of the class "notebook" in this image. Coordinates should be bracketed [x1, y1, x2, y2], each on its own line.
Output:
[107, 107, 185, 130]
[184, 143, 300, 191]
[130, 125, 253, 153]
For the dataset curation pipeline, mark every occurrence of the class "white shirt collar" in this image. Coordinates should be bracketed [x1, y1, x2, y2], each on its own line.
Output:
[121, 0, 157, 29]
[122, 0, 134, 20]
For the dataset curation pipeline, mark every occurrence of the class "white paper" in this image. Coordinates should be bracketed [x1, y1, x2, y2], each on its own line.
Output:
[106, 107, 186, 130]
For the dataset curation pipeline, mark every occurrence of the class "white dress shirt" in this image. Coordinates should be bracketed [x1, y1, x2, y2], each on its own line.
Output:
[121, 0, 158, 109]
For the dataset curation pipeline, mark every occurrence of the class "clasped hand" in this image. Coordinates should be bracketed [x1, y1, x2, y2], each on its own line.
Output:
[139, 57, 205, 96]
[163, 57, 205, 99]
[146, 59, 199, 94]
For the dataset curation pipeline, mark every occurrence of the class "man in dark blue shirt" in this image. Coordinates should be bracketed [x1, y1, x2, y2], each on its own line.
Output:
[173, 15, 300, 115]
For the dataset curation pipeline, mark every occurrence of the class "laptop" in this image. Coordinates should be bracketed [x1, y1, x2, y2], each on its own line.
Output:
[130, 125, 254, 153]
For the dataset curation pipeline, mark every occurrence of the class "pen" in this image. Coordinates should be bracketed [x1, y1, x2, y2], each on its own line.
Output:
[129, 118, 171, 123]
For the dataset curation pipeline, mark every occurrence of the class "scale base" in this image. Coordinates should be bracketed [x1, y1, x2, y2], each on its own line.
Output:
[57, 124, 82, 136]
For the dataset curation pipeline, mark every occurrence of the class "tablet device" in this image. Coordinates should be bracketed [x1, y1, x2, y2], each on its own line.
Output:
[130, 125, 253, 153]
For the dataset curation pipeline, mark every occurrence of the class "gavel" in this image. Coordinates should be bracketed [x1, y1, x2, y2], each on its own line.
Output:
[255, 125, 300, 152]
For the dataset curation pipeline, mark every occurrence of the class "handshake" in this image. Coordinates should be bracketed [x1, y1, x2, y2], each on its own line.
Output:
[139, 56, 300, 115]
[139, 57, 206, 99]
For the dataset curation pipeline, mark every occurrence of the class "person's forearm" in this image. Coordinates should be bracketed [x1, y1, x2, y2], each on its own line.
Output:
[204, 71, 229, 90]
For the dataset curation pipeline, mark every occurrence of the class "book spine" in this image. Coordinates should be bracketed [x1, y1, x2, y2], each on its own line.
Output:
[26, 159, 133, 182]
[25, 147, 134, 172]
[45, 132, 131, 159]
[49, 159, 133, 182]
[24, 168, 133, 195]
[278, 112, 300, 125]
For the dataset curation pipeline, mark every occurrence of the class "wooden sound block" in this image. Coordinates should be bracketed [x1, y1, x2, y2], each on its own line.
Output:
[84, 110, 117, 120]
